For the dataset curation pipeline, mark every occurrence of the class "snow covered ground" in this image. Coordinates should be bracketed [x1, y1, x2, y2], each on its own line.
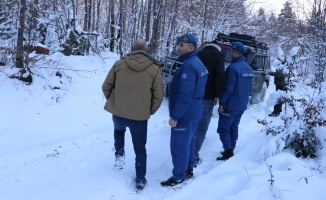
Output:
[1, 51, 325, 200]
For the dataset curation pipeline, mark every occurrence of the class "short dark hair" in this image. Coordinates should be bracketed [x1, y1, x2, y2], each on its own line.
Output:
[189, 43, 197, 50]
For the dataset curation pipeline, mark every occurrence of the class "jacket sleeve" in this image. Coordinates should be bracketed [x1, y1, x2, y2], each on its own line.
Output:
[150, 67, 164, 115]
[219, 66, 236, 106]
[170, 66, 196, 121]
[102, 64, 116, 100]
[215, 54, 225, 98]
[269, 69, 283, 77]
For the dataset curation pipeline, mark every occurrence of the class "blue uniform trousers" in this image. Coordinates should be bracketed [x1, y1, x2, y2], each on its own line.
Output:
[170, 119, 198, 180]
[112, 115, 148, 181]
[217, 110, 244, 150]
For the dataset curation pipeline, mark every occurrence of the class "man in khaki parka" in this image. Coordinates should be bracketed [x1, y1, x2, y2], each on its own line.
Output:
[267, 56, 288, 117]
[102, 39, 163, 191]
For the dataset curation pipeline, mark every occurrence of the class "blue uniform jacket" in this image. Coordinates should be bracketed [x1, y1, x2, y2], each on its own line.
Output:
[169, 51, 208, 121]
[219, 56, 254, 111]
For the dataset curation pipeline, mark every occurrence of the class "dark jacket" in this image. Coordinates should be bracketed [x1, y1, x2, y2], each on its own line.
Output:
[219, 56, 254, 111]
[169, 51, 208, 121]
[102, 50, 164, 120]
[270, 69, 287, 86]
[197, 45, 225, 100]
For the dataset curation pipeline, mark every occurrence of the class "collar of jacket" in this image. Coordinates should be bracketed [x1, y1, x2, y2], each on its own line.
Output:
[231, 56, 245, 63]
[127, 50, 150, 58]
[127, 50, 162, 67]
[177, 51, 196, 62]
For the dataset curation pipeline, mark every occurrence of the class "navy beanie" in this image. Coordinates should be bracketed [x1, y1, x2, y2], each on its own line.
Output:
[231, 42, 247, 54]
[177, 33, 198, 44]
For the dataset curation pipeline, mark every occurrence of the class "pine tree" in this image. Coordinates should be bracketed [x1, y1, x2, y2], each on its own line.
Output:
[276, 0, 299, 53]
[278, 0, 296, 22]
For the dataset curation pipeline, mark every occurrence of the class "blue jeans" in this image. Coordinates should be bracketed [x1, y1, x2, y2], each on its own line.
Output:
[217, 110, 244, 150]
[194, 99, 214, 157]
[170, 119, 198, 180]
[112, 115, 148, 181]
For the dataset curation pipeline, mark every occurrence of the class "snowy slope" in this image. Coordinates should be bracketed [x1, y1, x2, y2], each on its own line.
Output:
[0, 51, 325, 200]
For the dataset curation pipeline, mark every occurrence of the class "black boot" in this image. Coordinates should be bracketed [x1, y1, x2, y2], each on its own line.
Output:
[220, 149, 234, 156]
[217, 149, 234, 161]
[194, 155, 201, 167]
[268, 112, 279, 117]
[185, 168, 193, 179]
[161, 176, 184, 186]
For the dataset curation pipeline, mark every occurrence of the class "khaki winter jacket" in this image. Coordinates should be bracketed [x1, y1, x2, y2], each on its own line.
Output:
[269, 69, 287, 86]
[102, 50, 164, 121]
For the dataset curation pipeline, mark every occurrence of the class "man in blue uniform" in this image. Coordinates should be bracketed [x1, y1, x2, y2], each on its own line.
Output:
[216, 42, 254, 161]
[161, 33, 208, 186]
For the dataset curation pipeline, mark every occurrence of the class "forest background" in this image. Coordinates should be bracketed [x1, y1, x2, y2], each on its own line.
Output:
[0, 0, 326, 160]
[0, 0, 325, 65]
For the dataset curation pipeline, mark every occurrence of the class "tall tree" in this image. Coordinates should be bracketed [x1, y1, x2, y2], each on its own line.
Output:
[278, 0, 296, 22]
[307, 0, 326, 82]
[166, 0, 179, 54]
[146, 0, 152, 42]
[16, 0, 27, 69]
[150, 0, 162, 56]
[108, 0, 115, 52]
[84, 0, 88, 31]
[277, 0, 299, 52]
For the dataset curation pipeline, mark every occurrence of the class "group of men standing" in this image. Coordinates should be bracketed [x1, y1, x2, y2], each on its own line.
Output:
[101, 34, 254, 191]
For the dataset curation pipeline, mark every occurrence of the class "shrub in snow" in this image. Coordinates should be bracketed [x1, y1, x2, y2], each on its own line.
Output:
[260, 46, 326, 159]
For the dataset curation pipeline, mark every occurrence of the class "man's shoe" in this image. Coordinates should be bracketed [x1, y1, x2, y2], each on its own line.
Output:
[194, 155, 201, 167]
[161, 176, 184, 186]
[216, 149, 234, 161]
[268, 113, 279, 117]
[185, 169, 193, 179]
[135, 178, 147, 191]
[220, 148, 234, 156]
[113, 155, 125, 170]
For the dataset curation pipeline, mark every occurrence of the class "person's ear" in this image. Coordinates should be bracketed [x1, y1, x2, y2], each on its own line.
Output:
[190, 44, 195, 51]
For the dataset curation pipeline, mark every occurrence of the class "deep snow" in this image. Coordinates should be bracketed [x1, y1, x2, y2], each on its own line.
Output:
[1, 51, 325, 200]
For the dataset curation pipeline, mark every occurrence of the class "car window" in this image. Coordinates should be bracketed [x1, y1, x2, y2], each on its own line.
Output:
[251, 55, 266, 71]
[219, 44, 232, 63]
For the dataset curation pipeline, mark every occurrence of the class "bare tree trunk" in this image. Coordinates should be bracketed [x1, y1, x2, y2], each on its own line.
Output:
[84, 0, 88, 31]
[166, 0, 179, 54]
[109, 0, 115, 52]
[33, 0, 38, 30]
[92, 0, 95, 32]
[145, 0, 152, 41]
[150, 0, 162, 56]
[88, 0, 92, 32]
[201, 0, 209, 43]
[139, 0, 145, 38]
[131, 0, 137, 40]
[136, 0, 144, 38]
[75, 0, 79, 17]
[96, 0, 101, 33]
[71, 0, 75, 30]
[118, 0, 123, 58]
[105, 1, 110, 38]
[16, 0, 26, 68]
